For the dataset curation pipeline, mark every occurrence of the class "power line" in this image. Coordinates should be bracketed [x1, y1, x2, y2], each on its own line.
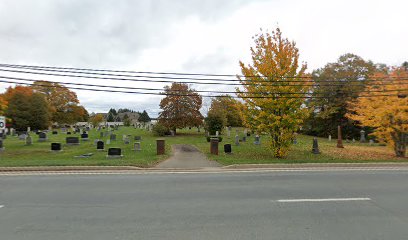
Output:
[0, 63, 406, 83]
[0, 67, 405, 87]
[0, 75, 405, 95]
[0, 78, 403, 99]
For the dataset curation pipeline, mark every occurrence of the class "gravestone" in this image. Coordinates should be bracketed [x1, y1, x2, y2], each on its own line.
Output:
[254, 135, 260, 145]
[352, 138, 355, 143]
[216, 131, 219, 137]
[110, 134, 116, 141]
[210, 138, 219, 155]
[27, 127, 31, 132]
[156, 139, 165, 155]
[107, 148, 122, 158]
[122, 134, 127, 141]
[328, 135, 332, 141]
[369, 139, 374, 145]
[235, 135, 240, 146]
[224, 144, 232, 154]
[67, 132, 71, 135]
[244, 129, 247, 136]
[0, 139, 4, 151]
[247, 132, 251, 137]
[51, 143, 62, 151]
[100, 132, 104, 138]
[19, 134, 27, 140]
[38, 132, 47, 142]
[337, 125, 344, 148]
[0, 132, 4, 139]
[124, 137, 130, 144]
[170, 130, 175, 137]
[293, 138, 298, 144]
[360, 130, 366, 143]
[134, 136, 142, 141]
[227, 128, 231, 138]
[106, 139, 111, 145]
[25, 135, 32, 145]
[242, 136, 246, 142]
[66, 137, 80, 145]
[52, 131, 58, 135]
[312, 137, 320, 154]
[61, 127, 67, 132]
[81, 133, 89, 141]
[96, 141, 104, 151]
[133, 142, 141, 151]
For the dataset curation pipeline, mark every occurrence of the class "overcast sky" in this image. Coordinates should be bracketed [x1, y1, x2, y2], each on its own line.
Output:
[0, 0, 407, 117]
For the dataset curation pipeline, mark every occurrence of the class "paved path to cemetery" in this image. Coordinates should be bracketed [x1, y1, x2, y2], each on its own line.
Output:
[154, 144, 221, 169]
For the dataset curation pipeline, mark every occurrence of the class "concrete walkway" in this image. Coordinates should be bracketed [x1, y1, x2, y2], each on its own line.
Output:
[154, 144, 221, 169]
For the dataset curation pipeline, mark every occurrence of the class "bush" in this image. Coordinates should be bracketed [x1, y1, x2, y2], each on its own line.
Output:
[152, 123, 168, 136]
[205, 113, 224, 135]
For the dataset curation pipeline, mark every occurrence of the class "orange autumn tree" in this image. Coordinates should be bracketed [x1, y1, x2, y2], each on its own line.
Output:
[0, 95, 7, 116]
[158, 82, 203, 134]
[347, 67, 408, 157]
[237, 28, 311, 158]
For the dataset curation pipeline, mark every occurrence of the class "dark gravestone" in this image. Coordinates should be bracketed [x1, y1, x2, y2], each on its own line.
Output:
[247, 132, 251, 137]
[0, 132, 3, 139]
[66, 137, 80, 145]
[38, 132, 47, 142]
[107, 148, 122, 158]
[81, 133, 89, 141]
[312, 137, 320, 154]
[134, 136, 142, 141]
[110, 134, 116, 141]
[67, 132, 71, 135]
[156, 139, 165, 155]
[242, 136, 246, 142]
[96, 141, 104, 150]
[210, 138, 219, 155]
[52, 131, 58, 135]
[100, 132, 104, 138]
[0, 139, 4, 151]
[133, 142, 141, 151]
[51, 143, 62, 151]
[224, 144, 232, 154]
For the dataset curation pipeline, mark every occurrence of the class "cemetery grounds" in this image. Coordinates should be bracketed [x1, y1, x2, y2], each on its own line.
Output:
[0, 127, 406, 167]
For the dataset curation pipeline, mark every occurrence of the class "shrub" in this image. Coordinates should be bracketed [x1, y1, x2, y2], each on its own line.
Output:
[205, 113, 224, 135]
[152, 123, 168, 136]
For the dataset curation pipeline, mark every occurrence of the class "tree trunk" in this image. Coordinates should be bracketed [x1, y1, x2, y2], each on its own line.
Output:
[395, 133, 406, 157]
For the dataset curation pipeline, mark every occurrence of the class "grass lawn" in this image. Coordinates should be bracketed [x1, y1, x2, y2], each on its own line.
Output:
[0, 127, 406, 167]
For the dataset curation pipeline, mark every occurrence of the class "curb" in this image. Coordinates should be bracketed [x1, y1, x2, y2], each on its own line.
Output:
[1, 163, 408, 172]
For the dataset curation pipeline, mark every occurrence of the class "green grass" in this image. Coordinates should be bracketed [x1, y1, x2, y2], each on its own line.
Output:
[0, 127, 406, 167]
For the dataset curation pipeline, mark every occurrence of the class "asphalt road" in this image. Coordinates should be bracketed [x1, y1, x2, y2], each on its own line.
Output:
[1, 170, 408, 240]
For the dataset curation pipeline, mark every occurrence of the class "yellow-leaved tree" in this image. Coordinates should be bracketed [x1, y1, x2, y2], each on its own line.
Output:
[347, 67, 408, 157]
[237, 28, 311, 158]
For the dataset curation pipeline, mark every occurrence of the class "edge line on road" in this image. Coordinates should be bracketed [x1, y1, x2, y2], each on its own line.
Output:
[275, 197, 371, 203]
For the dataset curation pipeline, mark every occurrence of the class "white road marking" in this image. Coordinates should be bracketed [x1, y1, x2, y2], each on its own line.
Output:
[276, 197, 371, 203]
[0, 205, 4, 208]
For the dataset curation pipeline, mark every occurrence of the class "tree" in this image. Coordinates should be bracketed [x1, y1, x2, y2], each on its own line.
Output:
[208, 95, 243, 127]
[205, 112, 225, 135]
[304, 54, 376, 138]
[0, 95, 7, 116]
[138, 110, 151, 123]
[5, 89, 50, 131]
[5, 92, 31, 131]
[29, 93, 51, 130]
[107, 112, 115, 122]
[32, 81, 83, 124]
[347, 67, 408, 157]
[237, 28, 311, 158]
[123, 114, 131, 126]
[158, 82, 203, 133]
[90, 113, 104, 128]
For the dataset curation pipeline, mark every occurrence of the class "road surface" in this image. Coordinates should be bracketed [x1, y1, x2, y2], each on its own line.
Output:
[1, 170, 408, 239]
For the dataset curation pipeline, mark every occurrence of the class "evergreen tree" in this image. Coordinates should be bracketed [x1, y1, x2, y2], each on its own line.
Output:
[139, 110, 151, 123]
[107, 112, 115, 122]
